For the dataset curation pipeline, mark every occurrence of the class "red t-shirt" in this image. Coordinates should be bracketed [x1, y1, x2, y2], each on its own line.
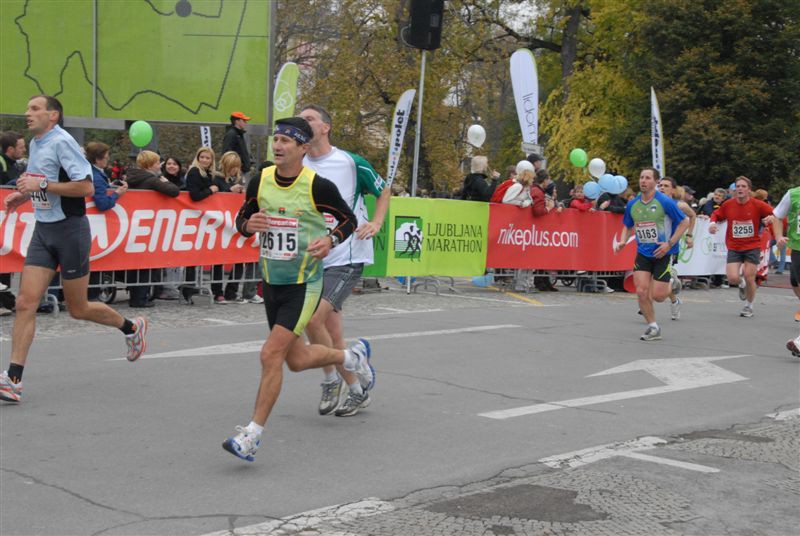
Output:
[710, 197, 773, 251]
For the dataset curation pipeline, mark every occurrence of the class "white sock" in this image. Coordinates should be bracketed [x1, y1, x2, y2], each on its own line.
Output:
[746, 301, 753, 308]
[323, 370, 339, 383]
[343, 349, 357, 371]
[649, 322, 658, 329]
[246, 422, 263, 436]
[348, 382, 363, 396]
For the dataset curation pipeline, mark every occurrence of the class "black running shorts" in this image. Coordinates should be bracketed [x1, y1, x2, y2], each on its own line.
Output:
[24, 216, 91, 280]
[262, 278, 322, 336]
[633, 252, 671, 282]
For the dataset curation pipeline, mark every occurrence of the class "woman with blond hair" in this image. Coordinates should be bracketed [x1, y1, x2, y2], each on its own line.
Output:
[125, 150, 180, 307]
[209, 152, 247, 303]
[186, 146, 218, 201]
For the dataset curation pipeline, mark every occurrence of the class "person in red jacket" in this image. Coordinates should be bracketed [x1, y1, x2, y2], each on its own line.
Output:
[569, 184, 594, 212]
[709, 176, 773, 318]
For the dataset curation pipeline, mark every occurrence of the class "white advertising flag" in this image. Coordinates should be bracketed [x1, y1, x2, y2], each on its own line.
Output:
[386, 89, 415, 187]
[651, 87, 665, 176]
[200, 126, 211, 148]
[510, 48, 538, 145]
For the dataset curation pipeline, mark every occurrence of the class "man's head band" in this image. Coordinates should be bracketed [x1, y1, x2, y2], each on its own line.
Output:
[274, 124, 311, 144]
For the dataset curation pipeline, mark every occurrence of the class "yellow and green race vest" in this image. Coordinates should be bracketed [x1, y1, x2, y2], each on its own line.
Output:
[257, 165, 327, 285]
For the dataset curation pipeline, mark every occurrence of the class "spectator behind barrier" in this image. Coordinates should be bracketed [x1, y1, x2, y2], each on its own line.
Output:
[0, 131, 26, 185]
[699, 188, 727, 218]
[183, 147, 219, 303]
[460, 156, 499, 201]
[531, 169, 559, 216]
[124, 151, 179, 307]
[161, 156, 185, 190]
[501, 165, 534, 208]
[597, 188, 627, 214]
[210, 152, 247, 303]
[569, 184, 595, 212]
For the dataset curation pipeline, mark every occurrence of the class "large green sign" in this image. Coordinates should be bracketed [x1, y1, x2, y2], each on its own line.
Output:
[0, 0, 269, 123]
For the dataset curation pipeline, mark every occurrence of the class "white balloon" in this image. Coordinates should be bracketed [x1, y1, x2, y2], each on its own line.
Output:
[588, 158, 606, 179]
[515, 159, 534, 176]
[467, 124, 486, 148]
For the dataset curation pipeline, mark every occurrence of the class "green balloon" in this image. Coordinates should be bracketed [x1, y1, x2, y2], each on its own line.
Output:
[569, 148, 588, 168]
[129, 120, 153, 148]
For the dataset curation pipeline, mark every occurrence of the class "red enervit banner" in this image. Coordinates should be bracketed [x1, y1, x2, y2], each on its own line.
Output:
[487, 205, 637, 271]
[0, 190, 259, 272]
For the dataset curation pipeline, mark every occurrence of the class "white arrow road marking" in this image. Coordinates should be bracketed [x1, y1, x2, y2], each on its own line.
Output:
[540, 436, 719, 473]
[108, 324, 521, 361]
[479, 355, 750, 420]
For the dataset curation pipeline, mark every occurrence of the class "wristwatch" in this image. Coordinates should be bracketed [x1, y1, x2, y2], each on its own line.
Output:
[39, 178, 48, 191]
[686, 233, 693, 237]
[329, 234, 340, 248]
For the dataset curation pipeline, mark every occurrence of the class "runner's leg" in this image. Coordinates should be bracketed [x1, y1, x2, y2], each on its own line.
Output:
[9, 265, 55, 367]
[62, 274, 126, 328]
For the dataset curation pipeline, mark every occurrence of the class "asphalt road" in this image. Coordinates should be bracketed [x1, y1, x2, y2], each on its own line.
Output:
[1, 278, 798, 535]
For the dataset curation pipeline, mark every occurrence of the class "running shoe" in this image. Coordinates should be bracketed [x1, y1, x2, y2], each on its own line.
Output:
[222, 425, 261, 462]
[670, 297, 682, 321]
[125, 317, 148, 362]
[348, 339, 375, 391]
[0, 370, 22, 403]
[334, 390, 371, 417]
[787, 338, 800, 358]
[794, 310, 800, 322]
[248, 295, 264, 304]
[319, 378, 344, 415]
[640, 326, 662, 341]
[740, 305, 753, 318]
[738, 279, 747, 301]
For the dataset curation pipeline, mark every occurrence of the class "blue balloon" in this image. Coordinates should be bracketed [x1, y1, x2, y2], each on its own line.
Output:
[599, 173, 616, 192]
[611, 175, 628, 195]
[583, 181, 602, 200]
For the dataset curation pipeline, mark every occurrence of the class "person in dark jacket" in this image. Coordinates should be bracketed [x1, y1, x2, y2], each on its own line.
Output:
[222, 111, 251, 174]
[460, 156, 499, 201]
[125, 151, 180, 307]
[597, 191, 627, 214]
[161, 156, 185, 189]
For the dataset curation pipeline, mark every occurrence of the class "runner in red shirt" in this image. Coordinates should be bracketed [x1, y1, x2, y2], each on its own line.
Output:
[709, 176, 773, 317]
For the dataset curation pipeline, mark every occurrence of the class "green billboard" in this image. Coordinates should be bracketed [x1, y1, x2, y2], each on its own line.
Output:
[0, 0, 270, 123]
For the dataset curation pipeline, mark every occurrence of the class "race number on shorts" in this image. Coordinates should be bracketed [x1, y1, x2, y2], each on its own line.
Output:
[635, 221, 658, 243]
[260, 216, 299, 260]
[731, 220, 754, 239]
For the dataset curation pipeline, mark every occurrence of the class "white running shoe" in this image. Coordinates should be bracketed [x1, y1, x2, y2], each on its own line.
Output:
[640, 326, 662, 341]
[0, 370, 22, 402]
[740, 305, 753, 318]
[738, 279, 747, 301]
[319, 378, 345, 415]
[222, 426, 261, 462]
[248, 295, 265, 304]
[670, 297, 682, 320]
[348, 339, 375, 391]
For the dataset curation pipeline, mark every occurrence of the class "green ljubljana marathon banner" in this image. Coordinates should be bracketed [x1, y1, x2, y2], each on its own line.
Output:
[0, 0, 270, 123]
[362, 197, 488, 277]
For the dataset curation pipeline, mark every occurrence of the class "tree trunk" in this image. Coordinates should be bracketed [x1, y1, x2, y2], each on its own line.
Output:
[560, 4, 582, 98]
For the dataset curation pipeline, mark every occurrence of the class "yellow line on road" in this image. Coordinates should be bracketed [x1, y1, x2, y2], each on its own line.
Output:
[489, 286, 544, 306]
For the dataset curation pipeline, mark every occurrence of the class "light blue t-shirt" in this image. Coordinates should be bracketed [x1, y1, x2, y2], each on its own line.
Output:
[27, 125, 92, 222]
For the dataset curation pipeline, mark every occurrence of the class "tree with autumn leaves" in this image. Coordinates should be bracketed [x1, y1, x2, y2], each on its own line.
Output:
[275, 0, 798, 196]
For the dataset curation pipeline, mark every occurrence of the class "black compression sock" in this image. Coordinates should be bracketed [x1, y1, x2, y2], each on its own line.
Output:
[8, 364, 23, 384]
[120, 319, 136, 335]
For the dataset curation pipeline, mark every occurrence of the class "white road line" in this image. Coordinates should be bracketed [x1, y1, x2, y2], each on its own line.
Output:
[539, 436, 718, 473]
[201, 318, 239, 325]
[618, 451, 719, 473]
[199, 498, 394, 536]
[108, 324, 521, 361]
[373, 307, 444, 314]
[766, 408, 800, 421]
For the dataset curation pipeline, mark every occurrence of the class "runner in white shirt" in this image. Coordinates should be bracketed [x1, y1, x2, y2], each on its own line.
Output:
[299, 105, 391, 416]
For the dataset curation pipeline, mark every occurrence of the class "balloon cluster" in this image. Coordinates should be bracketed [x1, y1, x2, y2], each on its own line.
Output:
[129, 120, 153, 148]
[569, 149, 627, 199]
